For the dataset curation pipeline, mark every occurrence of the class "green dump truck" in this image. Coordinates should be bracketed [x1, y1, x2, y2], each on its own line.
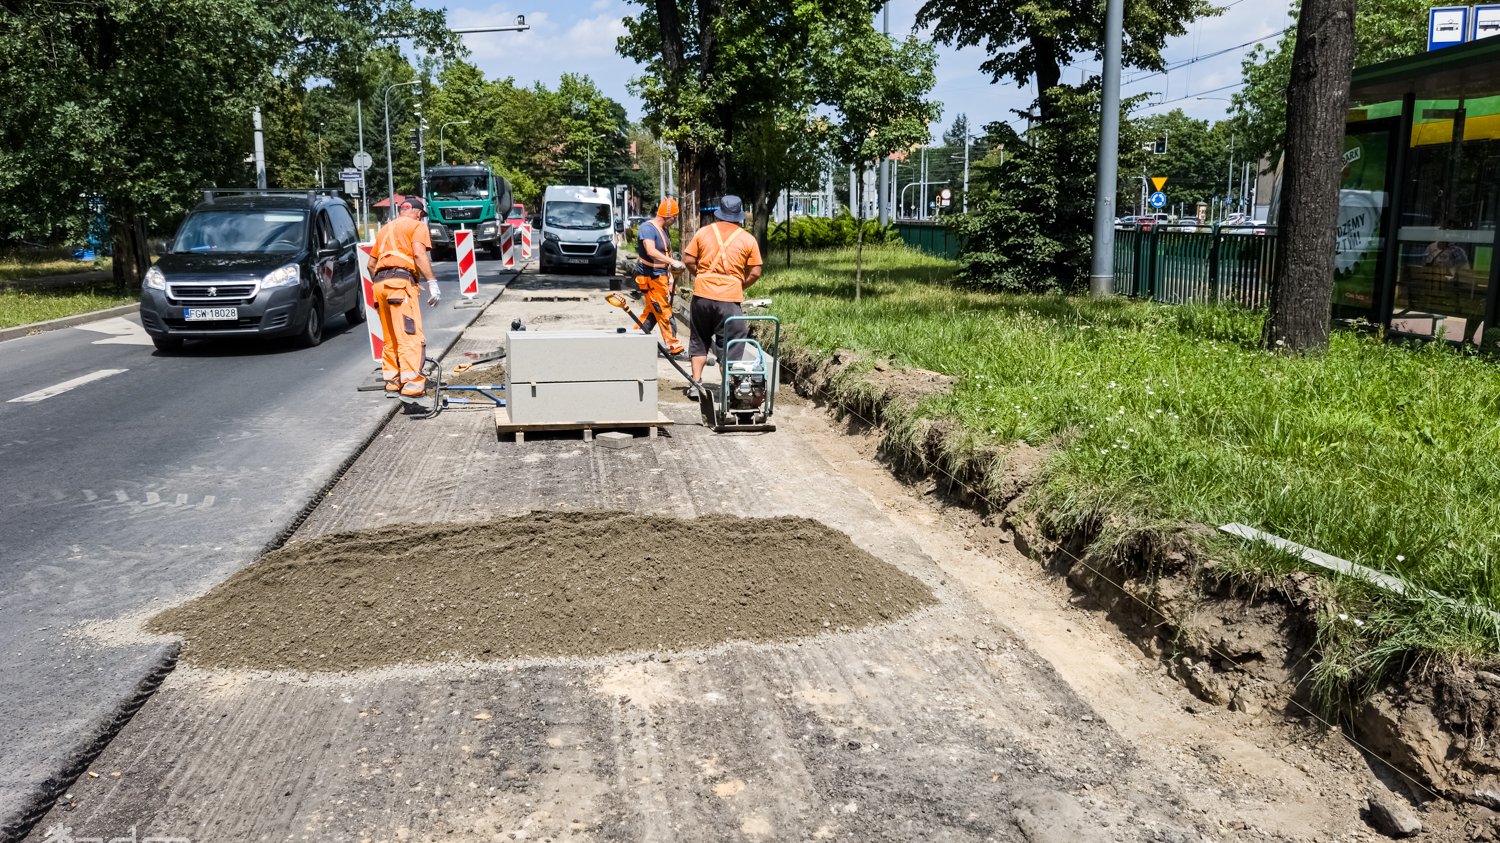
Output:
[424, 164, 514, 258]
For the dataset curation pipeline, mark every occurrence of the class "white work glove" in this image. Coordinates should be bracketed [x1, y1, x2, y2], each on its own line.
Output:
[670, 259, 685, 273]
[425, 280, 440, 307]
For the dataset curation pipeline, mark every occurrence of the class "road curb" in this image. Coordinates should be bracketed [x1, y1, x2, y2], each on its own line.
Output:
[0, 303, 139, 345]
[0, 641, 180, 843]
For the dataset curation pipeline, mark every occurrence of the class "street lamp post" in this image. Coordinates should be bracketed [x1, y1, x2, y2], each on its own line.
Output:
[1087, 0, 1124, 297]
[383, 79, 421, 208]
[439, 120, 470, 165]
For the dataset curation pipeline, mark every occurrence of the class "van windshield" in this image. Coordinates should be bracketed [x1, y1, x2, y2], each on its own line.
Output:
[172, 210, 306, 254]
[429, 175, 490, 200]
[546, 201, 610, 230]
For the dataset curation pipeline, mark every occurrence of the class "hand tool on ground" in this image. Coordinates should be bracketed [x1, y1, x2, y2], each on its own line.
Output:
[451, 348, 507, 375]
[605, 291, 716, 424]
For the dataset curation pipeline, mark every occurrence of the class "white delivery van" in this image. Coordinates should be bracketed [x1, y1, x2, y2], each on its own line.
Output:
[539, 185, 618, 274]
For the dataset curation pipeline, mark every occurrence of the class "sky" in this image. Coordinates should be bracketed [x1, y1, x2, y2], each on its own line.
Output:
[431, 0, 1298, 139]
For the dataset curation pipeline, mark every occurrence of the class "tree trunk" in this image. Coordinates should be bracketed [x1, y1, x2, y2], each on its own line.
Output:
[1030, 33, 1063, 123]
[109, 197, 149, 290]
[1262, 0, 1355, 353]
[750, 175, 774, 257]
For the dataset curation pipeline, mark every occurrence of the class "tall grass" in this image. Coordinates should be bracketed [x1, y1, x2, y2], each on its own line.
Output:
[762, 244, 1500, 686]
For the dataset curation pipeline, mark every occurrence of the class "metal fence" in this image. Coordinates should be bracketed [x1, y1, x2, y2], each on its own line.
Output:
[894, 220, 964, 261]
[1114, 226, 1279, 308]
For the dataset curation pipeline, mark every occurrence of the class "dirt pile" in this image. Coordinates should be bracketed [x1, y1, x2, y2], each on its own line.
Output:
[444, 363, 506, 386]
[149, 511, 935, 672]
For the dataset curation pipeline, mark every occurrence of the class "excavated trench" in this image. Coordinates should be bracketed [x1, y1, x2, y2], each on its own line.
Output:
[149, 511, 935, 672]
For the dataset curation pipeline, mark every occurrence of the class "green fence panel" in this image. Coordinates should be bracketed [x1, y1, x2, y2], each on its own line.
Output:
[894, 221, 963, 260]
[1113, 226, 1277, 308]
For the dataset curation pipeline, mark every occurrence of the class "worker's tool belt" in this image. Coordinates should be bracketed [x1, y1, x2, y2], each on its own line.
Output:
[373, 267, 415, 282]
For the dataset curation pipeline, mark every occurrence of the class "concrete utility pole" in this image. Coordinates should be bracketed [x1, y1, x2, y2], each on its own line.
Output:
[1087, 0, 1125, 297]
[962, 135, 971, 214]
[252, 107, 267, 190]
[877, 2, 890, 227]
[383, 79, 420, 207]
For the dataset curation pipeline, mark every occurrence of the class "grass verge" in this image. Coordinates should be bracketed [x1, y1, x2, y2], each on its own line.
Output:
[760, 244, 1500, 702]
[0, 283, 136, 329]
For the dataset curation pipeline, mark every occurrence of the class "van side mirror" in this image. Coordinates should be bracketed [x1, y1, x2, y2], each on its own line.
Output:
[615, 219, 624, 232]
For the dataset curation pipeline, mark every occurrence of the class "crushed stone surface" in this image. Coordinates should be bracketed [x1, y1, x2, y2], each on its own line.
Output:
[443, 362, 505, 386]
[148, 511, 935, 672]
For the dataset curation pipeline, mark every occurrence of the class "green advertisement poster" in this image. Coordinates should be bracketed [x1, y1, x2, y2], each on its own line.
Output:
[1333, 127, 1391, 319]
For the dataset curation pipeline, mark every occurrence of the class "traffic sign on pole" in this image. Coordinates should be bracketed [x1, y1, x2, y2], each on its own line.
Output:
[353, 151, 373, 170]
[1149, 191, 1168, 209]
[1150, 176, 1168, 192]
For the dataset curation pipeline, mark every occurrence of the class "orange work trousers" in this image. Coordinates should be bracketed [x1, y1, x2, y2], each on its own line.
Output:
[373, 275, 427, 397]
[634, 273, 683, 353]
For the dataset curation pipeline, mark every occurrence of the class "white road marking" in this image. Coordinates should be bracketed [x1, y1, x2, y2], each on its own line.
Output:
[8, 369, 128, 404]
[75, 316, 155, 346]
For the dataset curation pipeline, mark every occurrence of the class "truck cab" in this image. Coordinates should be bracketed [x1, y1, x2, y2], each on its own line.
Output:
[425, 165, 513, 258]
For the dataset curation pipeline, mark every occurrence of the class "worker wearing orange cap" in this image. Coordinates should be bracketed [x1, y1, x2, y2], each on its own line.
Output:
[632, 197, 685, 356]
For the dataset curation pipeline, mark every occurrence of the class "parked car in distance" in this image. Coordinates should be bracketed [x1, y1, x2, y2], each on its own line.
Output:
[1136, 212, 1172, 231]
[140, 189, 363, 353]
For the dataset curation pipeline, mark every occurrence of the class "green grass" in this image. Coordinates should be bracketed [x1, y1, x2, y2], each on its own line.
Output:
[0, 284, 137, 328]
[761, 244, 1500, 694]
[0, 254, 111, 284]
[0, 251, 131, 328]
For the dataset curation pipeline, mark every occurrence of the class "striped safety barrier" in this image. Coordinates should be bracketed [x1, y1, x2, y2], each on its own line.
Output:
[456, 229, 479, 298]
[520, 222, 533, 260]
[502, 225, 516, 270]
[356, 243, 382, 363]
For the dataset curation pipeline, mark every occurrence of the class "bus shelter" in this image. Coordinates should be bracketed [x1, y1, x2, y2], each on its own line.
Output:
[1339, 37, 1500, 347]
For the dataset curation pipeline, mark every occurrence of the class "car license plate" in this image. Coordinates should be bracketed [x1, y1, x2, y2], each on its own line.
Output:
[185, 307, 237, 321]
[564, 256, 588, 264]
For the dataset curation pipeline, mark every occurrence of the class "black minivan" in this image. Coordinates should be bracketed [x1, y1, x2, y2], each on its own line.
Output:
[140, 189, 364, 353]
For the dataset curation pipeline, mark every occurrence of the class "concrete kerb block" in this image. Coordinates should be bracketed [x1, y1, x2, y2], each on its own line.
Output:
[595, 431, 634, 450]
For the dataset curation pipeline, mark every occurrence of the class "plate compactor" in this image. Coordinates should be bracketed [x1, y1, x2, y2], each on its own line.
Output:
[605, 293, 779, 433]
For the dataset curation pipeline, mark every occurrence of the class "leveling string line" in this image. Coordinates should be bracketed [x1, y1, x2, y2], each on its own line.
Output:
[797, 375, 1445, 805]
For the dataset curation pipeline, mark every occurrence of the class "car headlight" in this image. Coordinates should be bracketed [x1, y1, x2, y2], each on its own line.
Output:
[543, 231, 559, 242]
[598, 234, 613, 243]
[429, 225, 444, 238]
[143, 266, 166, 291]
[261, 263, 301, 289]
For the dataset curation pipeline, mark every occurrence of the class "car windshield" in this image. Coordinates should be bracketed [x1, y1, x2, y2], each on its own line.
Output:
[429, 175, 490, 200]
[545, 201, 610, 230]
[506, 207, 523, 219]
[172, 210, 306, 254]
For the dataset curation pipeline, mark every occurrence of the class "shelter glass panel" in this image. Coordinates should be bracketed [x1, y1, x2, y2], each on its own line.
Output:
[1391, 93, 1500, 344]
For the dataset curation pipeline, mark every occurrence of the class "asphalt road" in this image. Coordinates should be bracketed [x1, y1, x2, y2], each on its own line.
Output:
[0, 261, 509, 838]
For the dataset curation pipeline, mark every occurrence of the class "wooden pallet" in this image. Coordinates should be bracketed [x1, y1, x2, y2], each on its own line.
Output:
[494, 407, 674, 443]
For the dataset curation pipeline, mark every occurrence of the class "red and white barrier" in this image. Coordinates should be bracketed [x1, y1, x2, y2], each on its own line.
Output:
[357, 243, 382, 363]
[501, 225, 516, 269]
[520, 222, 533, 260]
[455, 229, 478, 298]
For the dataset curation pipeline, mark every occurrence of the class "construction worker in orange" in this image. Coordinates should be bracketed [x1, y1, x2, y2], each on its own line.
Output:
[633, 197, 686, 357]
[682, 194, 762, 400]
[371, 196, 441, 412]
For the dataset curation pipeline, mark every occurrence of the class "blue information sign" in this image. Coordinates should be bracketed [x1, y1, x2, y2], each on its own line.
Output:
[1148, 191, 1167, 209]
[1429, 6, 1470, 50]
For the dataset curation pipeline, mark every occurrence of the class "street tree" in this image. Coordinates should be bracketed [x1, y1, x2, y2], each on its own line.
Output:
[0, 0, 454, 287]
[1262, 0, 1356, 353]
[1232, 0, 1429, 166]
[818, 28, 939, 300]
[619, 0, 889, 239]
[917, 0, 1216, 122]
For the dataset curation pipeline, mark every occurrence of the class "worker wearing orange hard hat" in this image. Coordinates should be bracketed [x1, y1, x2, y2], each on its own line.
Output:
[632, 197, 686, 357]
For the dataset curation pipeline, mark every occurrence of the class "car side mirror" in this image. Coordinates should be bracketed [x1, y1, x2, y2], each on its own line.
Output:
[318, 246, 339, 259]
[156, 239, 171, 255]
